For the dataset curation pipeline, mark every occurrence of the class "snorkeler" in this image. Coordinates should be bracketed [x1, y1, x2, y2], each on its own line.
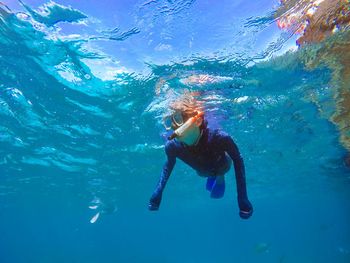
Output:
[148, 104, 253, 219]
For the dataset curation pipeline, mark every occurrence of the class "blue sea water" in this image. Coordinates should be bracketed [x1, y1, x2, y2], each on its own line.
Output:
[0, 1, 350, 262]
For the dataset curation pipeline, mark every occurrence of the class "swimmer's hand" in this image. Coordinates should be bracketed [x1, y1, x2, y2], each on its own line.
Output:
[238, 197, 253, 219]
[148, 193, 162, 211]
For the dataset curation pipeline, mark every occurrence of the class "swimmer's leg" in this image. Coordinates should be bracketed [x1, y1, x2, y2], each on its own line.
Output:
[210, 175, 225, 199]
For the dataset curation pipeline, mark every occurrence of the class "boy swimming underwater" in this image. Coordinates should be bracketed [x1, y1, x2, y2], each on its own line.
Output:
[148, 101, 253, 219]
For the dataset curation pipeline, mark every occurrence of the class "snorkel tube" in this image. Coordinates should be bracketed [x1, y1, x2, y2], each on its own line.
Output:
[168, 111, 204, 140]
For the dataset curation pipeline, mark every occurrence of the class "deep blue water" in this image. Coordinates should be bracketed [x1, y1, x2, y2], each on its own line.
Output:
[0, 1, 350, 262]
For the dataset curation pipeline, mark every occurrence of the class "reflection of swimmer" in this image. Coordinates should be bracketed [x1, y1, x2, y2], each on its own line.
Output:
[180, 74, 232, 86]
[148, 100, 253, 219]
[182, 74, 216, 85]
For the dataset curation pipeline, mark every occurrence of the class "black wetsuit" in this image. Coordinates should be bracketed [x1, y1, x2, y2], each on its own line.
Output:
[149, 127, 253, 218]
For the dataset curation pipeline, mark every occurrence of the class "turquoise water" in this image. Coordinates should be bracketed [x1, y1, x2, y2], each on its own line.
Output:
[1, 1, 350, 262]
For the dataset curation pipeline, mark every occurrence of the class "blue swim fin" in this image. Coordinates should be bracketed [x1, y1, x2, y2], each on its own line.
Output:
[210, 178, 225, 199]
[206, 176, 216, 191]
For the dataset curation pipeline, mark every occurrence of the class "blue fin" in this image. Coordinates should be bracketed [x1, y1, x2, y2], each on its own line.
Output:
[210, 179, 225, 199]
[206, 176, 216, 191]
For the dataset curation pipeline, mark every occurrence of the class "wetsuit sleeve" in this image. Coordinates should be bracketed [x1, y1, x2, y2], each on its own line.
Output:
[220, 133, 253, 217]
[148, 142, 176, 210]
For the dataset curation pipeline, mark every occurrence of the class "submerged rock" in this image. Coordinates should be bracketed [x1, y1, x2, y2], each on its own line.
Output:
[276, 0, 350, 157]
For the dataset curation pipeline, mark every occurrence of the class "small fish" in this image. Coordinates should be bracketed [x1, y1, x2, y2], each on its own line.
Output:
[319, 224, 329, 231]
[90, 212, 100, 224]
[255, 242, 270, 254]
[88, 198, 118, 223]
[338, 247, 349, 254]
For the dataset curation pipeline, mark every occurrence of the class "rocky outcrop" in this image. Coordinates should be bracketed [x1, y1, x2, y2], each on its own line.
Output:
[276, 0, 350, 160]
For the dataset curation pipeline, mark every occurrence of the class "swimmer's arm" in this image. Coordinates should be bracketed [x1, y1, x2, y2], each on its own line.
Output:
[221, 134, 253, 219]
[148, 144, 176, 211]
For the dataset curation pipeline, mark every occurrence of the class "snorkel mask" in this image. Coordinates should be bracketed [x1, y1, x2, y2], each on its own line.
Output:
[164, 111, 204, 145]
